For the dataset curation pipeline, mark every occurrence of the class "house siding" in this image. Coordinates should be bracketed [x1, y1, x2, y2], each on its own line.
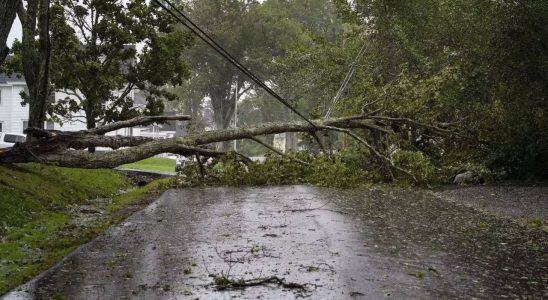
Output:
[0, 83, 29, 134]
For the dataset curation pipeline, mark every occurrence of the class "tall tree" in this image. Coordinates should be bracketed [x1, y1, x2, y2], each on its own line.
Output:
[332, 0, 548, 177]
[1, 0, 52, 131]
[20, 0, 51, 130]
[175, 0, 344, 150]
[45, 0, 194, 132]
[175, 1, 305, 137]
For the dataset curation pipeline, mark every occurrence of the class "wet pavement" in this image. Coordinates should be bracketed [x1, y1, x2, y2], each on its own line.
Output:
[437, 182, 548, 219]
[3, 186, 547, 299]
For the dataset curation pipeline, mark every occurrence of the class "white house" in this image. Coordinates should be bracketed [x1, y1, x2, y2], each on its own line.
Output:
[0, 74, 33, 134]
[0, 74, 180, 139]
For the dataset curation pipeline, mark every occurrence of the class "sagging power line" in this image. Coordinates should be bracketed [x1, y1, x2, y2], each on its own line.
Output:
[152, 0, 317, 128]
[324, 41, 367, 120]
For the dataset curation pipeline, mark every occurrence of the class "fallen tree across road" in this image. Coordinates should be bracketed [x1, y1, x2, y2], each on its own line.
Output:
[0, 113, 465, 180]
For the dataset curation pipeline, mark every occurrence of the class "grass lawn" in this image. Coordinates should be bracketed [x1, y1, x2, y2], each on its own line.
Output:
[119, 157, 176, 173]
[0, 163, 172, 295]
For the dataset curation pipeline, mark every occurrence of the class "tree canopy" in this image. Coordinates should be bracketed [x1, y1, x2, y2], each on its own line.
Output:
[5, 0, 194, 130]
[1, 0, 546, 180]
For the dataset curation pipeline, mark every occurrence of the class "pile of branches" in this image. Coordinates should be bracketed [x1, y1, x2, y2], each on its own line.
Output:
[0, 113, 463, 179]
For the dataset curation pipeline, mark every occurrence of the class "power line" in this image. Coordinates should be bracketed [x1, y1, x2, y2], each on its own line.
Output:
[324, 41, 367, 120]
[152, 0, 317, 128]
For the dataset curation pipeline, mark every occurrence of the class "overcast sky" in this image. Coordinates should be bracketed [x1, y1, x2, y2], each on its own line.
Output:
[6, 0, 269, 47]
[7, 17, 22, 46]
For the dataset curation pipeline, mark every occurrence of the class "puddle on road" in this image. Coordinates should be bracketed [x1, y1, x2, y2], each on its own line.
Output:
[3, 186, 545, 299]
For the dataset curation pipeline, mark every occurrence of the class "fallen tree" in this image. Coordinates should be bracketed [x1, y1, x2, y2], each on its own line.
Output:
[0, 113, 464, 180]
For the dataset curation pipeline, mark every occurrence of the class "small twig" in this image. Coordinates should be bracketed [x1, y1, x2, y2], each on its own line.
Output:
[284, 207, 349, 215]
[298, 263, 336, 274]
[283, 199, 348, 214]
[202, 256, 211, 275]
[361, 100, 383, 113]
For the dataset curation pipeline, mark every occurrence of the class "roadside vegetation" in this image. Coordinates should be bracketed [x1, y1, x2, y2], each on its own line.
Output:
[120, 157, 176, 173]
[178, 153, 371, 188]
[0, 163, 172, 294]
[176, 151, 505, 188]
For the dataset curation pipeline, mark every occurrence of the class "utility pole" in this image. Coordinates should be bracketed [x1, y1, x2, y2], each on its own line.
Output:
[233, 81, 238, 151]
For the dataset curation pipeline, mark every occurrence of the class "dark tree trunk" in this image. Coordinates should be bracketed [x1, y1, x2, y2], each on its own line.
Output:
[0, 0, 19, 66]
[86, 109, 97, 153]
[19, 0, 50, 131]
[210, 89, 235, 151]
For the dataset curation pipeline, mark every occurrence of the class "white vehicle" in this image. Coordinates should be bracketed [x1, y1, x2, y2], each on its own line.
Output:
[0, 132, 26, 149]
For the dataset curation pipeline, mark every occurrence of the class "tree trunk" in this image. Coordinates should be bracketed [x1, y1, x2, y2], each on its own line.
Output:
[86, 109, 97, 153]
[0, 113, 463, 177]
[0, 115, 392, 168]
[0, 0, 19, 66]
[19, 0, 50, 131]
[211, 90, 235, 151]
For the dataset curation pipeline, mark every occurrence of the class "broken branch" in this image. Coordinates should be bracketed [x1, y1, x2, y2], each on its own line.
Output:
[86, 115, 192, 135]
[212, 275, 307, 290]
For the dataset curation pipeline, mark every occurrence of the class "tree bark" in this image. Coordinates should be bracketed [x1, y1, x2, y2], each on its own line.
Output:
[87, 115, 191, 135]
[86, 108, 97, 152]
[0, 0, 19, 66]
[0, 115, 390, 168]
[19, 0, 50, 130]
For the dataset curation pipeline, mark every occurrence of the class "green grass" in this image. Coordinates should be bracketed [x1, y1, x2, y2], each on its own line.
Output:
[0, 163, 129, 228]
[119, 157, 176, 173]
[0, 163, 172, 295]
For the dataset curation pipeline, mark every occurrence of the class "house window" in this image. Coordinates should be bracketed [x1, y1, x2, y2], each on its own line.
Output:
[22, 121, 28, 133]
[45, 121, 54, 130]
[0, 122, 3, 132]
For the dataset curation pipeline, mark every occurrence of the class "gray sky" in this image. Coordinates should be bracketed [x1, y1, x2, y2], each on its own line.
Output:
[8, 17, 22, 46]
[6, 0, 269, 47]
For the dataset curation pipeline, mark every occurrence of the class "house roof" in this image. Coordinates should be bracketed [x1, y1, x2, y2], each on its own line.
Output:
[0, 73, 26, 84]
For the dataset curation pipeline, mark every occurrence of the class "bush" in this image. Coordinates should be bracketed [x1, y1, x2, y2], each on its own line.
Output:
[175, 152, 372, 189]
[392, 150, 437, 184]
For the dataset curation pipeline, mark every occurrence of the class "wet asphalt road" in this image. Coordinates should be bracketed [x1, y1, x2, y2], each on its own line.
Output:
[3, 186, 546, 299]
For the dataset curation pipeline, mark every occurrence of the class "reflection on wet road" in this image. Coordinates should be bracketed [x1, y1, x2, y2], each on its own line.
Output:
[3, 186, 545, 299]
